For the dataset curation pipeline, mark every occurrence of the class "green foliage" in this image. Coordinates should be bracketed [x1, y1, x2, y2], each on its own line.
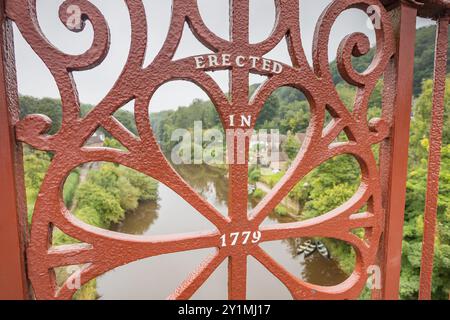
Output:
[19, 96, 92, 134]
[151, 98, 221, 154]
[23, 145, 158, 301]
[75, 163, 159, 226]
[75, 207, 104, 228]
[335, 82, 357, 110]
[260, 171, 285, 188]
[402, 145, 450, 299]
[63, 171, 80, 208]
[330, 25, 448, 97]
[283, 132, 301, 160]
[52, 227, 79, 245]
[114, 109, 137, 135]
[248, 167, 261, 183]
[399, 76, 450, 300]
[288, 182, 310, 207]
[330, 49, 375, 86]
[75, 181, 125, 226]
[256, 94, 280, 128]
[19, 96, 137, 140]
[289, 155, 360, 271]
[303, 183, 356, 220]
[368, 80, 383, 116]
[23, 149, 51, 223]
[304, 155, 360, 199]
[19, 24, 450, 299]
[322, 237, 356, 275]
[409, 78, 450, 165]
[412, 25, 450, 96]
[275, 204, 288, 217]
[118, 176, 141, 211]
[73, 279, 98, 300]
[252, 188, 266, 200]
[103, 137, 127, 151]
[119, 166, 159, 201]
[269, 86, 306, 104]
[20, 96, 62, 135]
[278, 100, 310, 133]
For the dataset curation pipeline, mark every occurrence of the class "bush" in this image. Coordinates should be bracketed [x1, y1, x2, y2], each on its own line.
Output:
[249, 167, 261, 183]
[283, 132, 301, 160]
[63, 171, 80, 208]
[75, 182, 125, 226]
[260, 171, 285, 188]
[252, 188, 266, 200]
[118, 176, 140, 211]
[23, 150, 51, 223]
[119, 167, 158, 201]
[275, 205, 288, 217]
[75, 207, 104, 228]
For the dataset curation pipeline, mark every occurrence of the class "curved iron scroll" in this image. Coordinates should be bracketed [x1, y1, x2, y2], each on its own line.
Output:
[8, 0, 395, 299]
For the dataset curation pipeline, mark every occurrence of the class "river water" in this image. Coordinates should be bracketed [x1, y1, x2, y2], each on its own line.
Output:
[96, 165, 348, 299]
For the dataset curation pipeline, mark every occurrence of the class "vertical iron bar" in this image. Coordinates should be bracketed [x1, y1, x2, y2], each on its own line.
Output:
[0, 0, 29, 299]
[418, 16, 449, 300]
[227, 0, 250, 300]
[378, 3, 417, 300]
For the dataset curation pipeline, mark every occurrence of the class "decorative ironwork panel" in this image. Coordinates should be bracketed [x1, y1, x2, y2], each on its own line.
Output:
[7, 0, 397, 299]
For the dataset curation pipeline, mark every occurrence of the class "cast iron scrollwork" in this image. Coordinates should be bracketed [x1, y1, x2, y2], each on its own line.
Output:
[8, 0, 395, 299]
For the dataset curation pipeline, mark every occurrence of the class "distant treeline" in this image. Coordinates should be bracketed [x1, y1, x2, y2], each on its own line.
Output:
[19, 25, 444, 143]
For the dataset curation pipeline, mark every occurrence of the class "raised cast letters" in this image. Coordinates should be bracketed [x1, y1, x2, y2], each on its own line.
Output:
[229, 114, 252, 128]
[194, 54, 283, 74]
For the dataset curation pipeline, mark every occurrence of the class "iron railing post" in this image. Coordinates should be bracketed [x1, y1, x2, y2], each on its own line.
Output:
[0, 0, 29, 300]
[418, 15, 449, 300]
[377, 2, 418, 300]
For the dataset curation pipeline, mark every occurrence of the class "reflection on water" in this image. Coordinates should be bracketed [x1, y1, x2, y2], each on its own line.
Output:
[110, 201, 159, 235]
[176, 165, 229, 210]
[97, 165, 349, 300]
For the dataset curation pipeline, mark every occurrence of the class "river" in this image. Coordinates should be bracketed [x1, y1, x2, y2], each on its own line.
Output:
[96, 165, 348, 299]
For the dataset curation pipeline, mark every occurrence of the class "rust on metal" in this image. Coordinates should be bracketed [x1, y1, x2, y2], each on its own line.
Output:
[418, 16, 450, 300]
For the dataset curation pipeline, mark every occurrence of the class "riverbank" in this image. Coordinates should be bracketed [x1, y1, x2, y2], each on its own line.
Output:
[46, 157, 354, 299]
[248, 165, 358, 277]
[96, 164, 350, 299]
[57, 162, 159, 299]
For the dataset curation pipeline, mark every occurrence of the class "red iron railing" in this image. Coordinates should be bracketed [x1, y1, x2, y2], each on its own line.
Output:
[0, 0, 448, 300]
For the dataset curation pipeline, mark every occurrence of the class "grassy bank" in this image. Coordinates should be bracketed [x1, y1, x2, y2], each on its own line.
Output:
[24, 148, 159, 299]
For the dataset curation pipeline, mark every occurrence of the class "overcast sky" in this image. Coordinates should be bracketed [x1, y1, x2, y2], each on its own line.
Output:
[12, 0, 432, 112]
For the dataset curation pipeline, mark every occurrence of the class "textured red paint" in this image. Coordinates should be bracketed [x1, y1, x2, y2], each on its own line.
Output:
[0, 0, 29, 299]
[382, 0, 450, 19]
[376, 3, 418, 300]
[7, 0, 443, 300]
[418, 16, 450, 301]
[7, 0, 396, 300]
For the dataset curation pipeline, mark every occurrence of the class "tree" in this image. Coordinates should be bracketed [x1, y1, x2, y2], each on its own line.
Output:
[23, 149, 51, 222]
[279, 100, 310, 134]
[75, 181, 125, 226]
[283, 132, 301, 160]
[399, 77, 450, 299]
[114, 109, 137, 135]
[402, 144, 450, 299]
[256, 94, 280, 127]
[20, 96, 62, 134]
[119, 166, 158, 201]
[409, 78, 450, 165]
